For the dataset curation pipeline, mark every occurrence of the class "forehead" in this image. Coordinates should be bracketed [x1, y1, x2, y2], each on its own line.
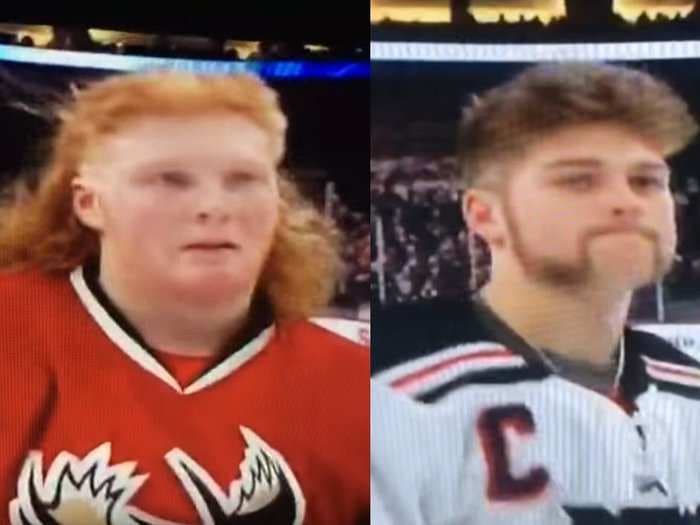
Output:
[519, 122, 666, 171]
[84, 113, 273, 174]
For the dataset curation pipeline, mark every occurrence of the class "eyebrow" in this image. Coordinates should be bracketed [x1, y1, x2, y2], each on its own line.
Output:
[225, 160, 271, 174]
[543, 158, 670, 173]
[543, 158, 603, 170]
[630, 161, 671, 174]
[128, 157, 272, 176]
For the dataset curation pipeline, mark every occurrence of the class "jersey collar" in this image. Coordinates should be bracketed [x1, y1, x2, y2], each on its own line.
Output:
[69, 264, 274, 395]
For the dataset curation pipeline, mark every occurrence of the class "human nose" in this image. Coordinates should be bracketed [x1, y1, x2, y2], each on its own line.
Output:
[194, 182, 230, 224]
[604, 177, 645, 222]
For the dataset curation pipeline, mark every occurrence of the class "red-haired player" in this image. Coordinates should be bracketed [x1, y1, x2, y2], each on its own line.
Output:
[0, 71, 368, 525]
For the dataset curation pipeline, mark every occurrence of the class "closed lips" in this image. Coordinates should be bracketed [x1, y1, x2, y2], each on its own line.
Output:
[185, 242, 237, 249]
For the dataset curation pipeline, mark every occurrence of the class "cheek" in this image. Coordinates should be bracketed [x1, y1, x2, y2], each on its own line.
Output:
[233, 190, 279, 241]
[653, 196, 676, 239]
[534, 196, 586, 236]
[508, 200, 584, 259]
[102, 195, 175, 243]
[661, 209, 677, 247]
[507, 198, 560, 240]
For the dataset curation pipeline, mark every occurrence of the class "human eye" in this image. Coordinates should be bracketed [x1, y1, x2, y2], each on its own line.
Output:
[224, 171, 262, 190]
[158, 171, 191, 187]
[630, 174, 666, 192]
[556, 172, 595, 191]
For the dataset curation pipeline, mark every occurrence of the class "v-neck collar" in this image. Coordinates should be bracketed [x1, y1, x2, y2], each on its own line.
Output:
[69, 265, 274, 395]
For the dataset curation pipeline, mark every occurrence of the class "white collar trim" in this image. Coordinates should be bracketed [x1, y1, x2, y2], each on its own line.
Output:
[69, 266, 274, 395]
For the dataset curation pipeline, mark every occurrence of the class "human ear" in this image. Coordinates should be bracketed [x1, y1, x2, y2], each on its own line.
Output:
[462, 188, 506, 249]
[71, 177, 104, 231]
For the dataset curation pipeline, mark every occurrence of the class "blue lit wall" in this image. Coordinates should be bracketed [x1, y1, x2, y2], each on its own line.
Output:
[0, 44, 369, 79]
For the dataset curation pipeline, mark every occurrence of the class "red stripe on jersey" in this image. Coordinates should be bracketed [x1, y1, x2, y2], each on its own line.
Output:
[390, 348, 514, 390]
[647, 362, 700, 382]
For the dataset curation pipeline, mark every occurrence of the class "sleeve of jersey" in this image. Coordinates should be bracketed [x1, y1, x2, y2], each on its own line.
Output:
[0, 356, 53, 511]
[371, 381, 473, 525]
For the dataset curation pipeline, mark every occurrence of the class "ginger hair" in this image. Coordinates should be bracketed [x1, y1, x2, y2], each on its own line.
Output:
[0, 71, 341, 321]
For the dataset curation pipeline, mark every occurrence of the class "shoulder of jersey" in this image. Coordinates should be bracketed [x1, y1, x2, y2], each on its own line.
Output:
[288, 318, 364, 346]
[0, 268, 69, 309]
[372, 298, 548, 403]
[281, 320, 369, 404]
[0, 270, 58, 386]
[282, 319, 368, 365]
[629, 327, 700, 395]
[0, 267, 42, 286]
[373, 298, 500, 371]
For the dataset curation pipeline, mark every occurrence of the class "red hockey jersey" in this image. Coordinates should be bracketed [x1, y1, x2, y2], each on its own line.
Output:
[0, 266, 369, 524]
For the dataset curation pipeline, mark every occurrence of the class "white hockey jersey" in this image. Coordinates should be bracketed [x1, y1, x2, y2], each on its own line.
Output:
[371, 298, 700, 525]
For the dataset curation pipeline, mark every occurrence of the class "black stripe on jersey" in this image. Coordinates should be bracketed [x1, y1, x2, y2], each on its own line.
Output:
[623, 328, 700, 403]
[564, 506, 700, 524]
[19, 509, 32, 525]
[649, 379, 700, 401]
[618, 327, 651, 404]
[372, 297, 555, 375]
[82, 258, 152, 349]
[416, 365, 551, 404]
[630, 328, 700, 368]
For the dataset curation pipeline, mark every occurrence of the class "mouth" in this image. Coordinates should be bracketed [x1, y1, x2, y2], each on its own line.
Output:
[596, 226, 641, 234]
[589, 226, 656, 239]
[184, 242, 238, 251]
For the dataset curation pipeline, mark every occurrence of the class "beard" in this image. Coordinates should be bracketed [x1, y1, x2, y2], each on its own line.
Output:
[501, 200, 674, 290]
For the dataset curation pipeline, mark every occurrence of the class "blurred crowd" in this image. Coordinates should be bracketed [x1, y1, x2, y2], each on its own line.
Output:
[326, 189, 371, 314]
[371, 156, 471, 304]
[670, 175, 700, 300]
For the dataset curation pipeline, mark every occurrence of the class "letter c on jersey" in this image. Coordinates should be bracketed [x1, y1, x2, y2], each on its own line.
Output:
[477, 404, 549, 502]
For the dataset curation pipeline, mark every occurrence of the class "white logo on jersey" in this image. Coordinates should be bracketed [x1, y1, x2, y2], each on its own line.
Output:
[8, 442, 158, 525]
[165, 426, 305, 525]
[9, 428, 305, 525]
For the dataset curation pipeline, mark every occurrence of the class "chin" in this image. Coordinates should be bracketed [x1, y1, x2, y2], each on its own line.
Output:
[591, 266, 656, 292]
[173, 268, 253, 297]
[589, 246, 661, 284]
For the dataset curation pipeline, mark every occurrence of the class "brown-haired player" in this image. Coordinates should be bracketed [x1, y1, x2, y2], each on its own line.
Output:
[0, 71, 369, 525]
[372, 63, 700, 524]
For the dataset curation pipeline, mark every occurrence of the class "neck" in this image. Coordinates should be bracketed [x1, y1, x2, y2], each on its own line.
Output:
[481, 270, 632, 366]
[98, 259, 253, 357]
